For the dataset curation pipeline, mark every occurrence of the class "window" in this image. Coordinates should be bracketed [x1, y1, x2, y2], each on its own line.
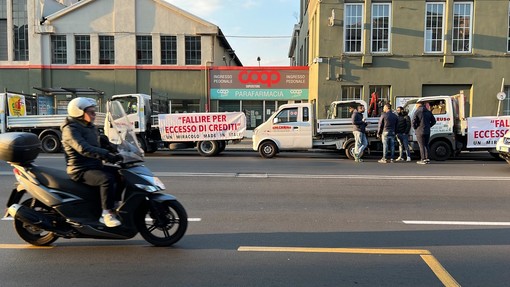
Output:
[371, 3, 391, 53]
[368, 86, 390, 117]
[503, 86, 510, 115]
[99, 35, 114, 64]
[51, 35, 67, 64]
[185, 36, 201, 65]
[452, 2, 472, 53]
[508, 3, 510, 52]
[0, 0, 7, 60]
[275, 108, 298, 123]
[344, 4, 364, 53]
[75, 35, 90, 64]
[136, 35, 152, 64]
[429, 100, 446, 115]
[341, 86, 362, 101]
[161, 35, 177, 65]
[425, 2, 445, 53]
[13, 0, 28, 61]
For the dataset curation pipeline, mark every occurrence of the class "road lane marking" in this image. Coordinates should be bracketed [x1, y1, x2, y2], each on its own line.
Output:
[0, 244, 53, 249]
[238, 246, 460, 287]
[403, 220, 510, 226]
[1, 171, 509, 181]
[421, 254, 461, 287]
[238, 246, 431, 255]
[153, 172, 510, 181]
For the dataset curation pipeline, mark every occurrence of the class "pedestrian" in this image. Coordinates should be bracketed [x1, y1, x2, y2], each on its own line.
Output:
[351, 104, 368, 162]
[61, 97, 124, 227]
[395, 106, 412, 162]
[377, 103, 398, 163]
[412, 102, 436, 164]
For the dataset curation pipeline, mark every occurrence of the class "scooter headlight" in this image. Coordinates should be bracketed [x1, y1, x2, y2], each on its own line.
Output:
[136, 175, 166, 192]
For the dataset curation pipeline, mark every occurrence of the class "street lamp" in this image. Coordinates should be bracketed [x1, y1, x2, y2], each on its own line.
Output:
[257, 56, 261, 66]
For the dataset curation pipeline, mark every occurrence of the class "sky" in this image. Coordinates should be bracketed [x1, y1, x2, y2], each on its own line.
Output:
[164, 0, 300, 67]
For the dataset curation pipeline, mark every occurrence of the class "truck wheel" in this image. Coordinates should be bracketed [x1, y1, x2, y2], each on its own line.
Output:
[429, 141, 451, 161]
[197, 140, 219, 156]
[345, 141, 357, 160]
[41, 134, 61, 153]
[259, 141, 277, 158]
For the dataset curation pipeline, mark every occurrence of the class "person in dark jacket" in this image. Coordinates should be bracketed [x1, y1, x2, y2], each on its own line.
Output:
[351, 104, 368, 162]
[377, 103, 398, 163]
[412, 102, 436, 164]
[61, 97, 123, 227]
[395, 106, 412, 162]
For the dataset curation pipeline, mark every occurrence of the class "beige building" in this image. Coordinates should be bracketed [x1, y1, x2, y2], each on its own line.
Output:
[290, 0, 510, 118]
[0, 0, 241, 113]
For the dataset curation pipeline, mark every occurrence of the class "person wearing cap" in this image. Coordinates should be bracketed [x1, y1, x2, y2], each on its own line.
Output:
[61, 97, 123, 227]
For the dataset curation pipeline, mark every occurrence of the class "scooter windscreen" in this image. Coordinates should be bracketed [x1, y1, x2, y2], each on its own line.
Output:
[106, 100, 145, 164]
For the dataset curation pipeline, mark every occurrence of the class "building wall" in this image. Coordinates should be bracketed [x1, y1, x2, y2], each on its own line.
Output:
[0, 0, 240, 112]
[304, 0, 510, 118]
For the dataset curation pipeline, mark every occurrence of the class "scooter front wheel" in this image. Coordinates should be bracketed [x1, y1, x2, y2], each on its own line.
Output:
[14, 198, 59, 246]
[135, 200, 188, 247]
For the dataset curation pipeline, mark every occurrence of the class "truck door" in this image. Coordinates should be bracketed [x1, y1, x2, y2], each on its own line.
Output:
[272, 106, 313, 149]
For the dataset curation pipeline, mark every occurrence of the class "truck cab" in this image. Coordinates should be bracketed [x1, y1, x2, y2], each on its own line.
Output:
[252, 103, 314, 158]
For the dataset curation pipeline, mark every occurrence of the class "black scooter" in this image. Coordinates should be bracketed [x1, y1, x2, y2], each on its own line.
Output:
[1, 101, 187, 246]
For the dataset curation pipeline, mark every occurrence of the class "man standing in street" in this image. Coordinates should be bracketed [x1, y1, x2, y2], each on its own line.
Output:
[351, 104, 368, 162]
[412, 102, 436, 164]
[378, 103, 398, 163]
[395, 106, 412, 162]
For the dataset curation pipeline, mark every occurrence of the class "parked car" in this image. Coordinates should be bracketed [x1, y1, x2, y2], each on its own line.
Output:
[496, 130, 510, 164]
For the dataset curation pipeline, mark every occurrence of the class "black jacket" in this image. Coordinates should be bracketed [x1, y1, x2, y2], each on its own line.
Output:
[61, 117, 111, 176]
[351, 110, 367, 133]
[396, 112, 411, 134]
[378, 111, 398, 135]
[412, 106, 436, 135]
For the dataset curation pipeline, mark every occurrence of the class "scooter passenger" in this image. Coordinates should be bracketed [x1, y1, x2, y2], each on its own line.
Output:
[61, 97, 123, 227]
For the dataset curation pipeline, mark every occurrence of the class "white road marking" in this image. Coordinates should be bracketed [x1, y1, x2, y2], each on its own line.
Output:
[1, 171, 508, 181]
[403, 220, 510, 226]
[153, 172, 510, 181]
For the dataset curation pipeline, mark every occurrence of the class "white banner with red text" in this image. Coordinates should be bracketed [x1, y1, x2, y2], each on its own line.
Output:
[467, 116, 510, 148]
[158, 112, 246, 142]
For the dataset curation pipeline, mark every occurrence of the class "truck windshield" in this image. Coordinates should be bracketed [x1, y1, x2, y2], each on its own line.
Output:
[113, 96, 138, 115]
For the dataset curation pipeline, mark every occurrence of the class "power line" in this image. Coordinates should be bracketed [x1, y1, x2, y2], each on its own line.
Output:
[224, 35, 292, 39]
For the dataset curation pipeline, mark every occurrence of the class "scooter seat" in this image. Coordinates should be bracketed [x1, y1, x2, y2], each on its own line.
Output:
[28, 165, 98, 194]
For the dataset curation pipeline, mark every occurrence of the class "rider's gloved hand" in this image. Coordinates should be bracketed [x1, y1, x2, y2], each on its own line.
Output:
[106, 153, 123, 163]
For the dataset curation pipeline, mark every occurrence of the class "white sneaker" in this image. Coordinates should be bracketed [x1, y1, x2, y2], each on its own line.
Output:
[100, 213, 121, 227]
[395, 157, 403, 161]
[406, 157, 412, 162]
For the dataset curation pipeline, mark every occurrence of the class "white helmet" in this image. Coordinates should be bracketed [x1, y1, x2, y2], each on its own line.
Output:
[67, 97, 97, 118]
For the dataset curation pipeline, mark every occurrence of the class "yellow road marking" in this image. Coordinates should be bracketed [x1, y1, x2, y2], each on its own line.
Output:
[238, 246, 431, 255]
[421, 255, 461, 287]
[238, 246, 460, 287]
[0, 244, 53, 249]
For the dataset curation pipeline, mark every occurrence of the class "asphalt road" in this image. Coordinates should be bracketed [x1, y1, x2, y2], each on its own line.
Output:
[0, 151, 509, 286]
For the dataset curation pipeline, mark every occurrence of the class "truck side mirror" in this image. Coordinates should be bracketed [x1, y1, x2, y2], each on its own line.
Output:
[273, 118, 280, 124]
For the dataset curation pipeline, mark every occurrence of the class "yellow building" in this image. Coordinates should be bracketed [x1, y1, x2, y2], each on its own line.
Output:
[290, 0, 510, 117]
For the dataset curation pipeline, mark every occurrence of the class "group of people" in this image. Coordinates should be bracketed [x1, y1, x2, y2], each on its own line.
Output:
[351, 101, 436, 164]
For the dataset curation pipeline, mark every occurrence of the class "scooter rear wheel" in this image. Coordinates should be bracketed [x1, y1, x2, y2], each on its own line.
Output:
[14, 198, 59, 246]
[135, 200, 188, 247]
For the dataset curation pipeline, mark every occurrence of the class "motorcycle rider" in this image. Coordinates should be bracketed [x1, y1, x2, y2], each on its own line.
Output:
[61, 97, 123, 227]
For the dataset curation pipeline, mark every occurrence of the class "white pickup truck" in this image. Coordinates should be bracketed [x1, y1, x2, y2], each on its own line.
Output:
[252, 100, 379, 159]
[111, 94, 246, 156]
[253, 92, 510, 160]
[0, 92, 105, 153]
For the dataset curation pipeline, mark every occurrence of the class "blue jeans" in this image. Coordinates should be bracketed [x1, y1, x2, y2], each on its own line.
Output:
[353, 131, 368, 156]
[382, 131, 395, 160]
[396, 133, 411, 159]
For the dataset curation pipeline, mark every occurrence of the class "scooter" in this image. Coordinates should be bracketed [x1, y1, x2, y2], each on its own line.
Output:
[1, 101, 187, 247]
